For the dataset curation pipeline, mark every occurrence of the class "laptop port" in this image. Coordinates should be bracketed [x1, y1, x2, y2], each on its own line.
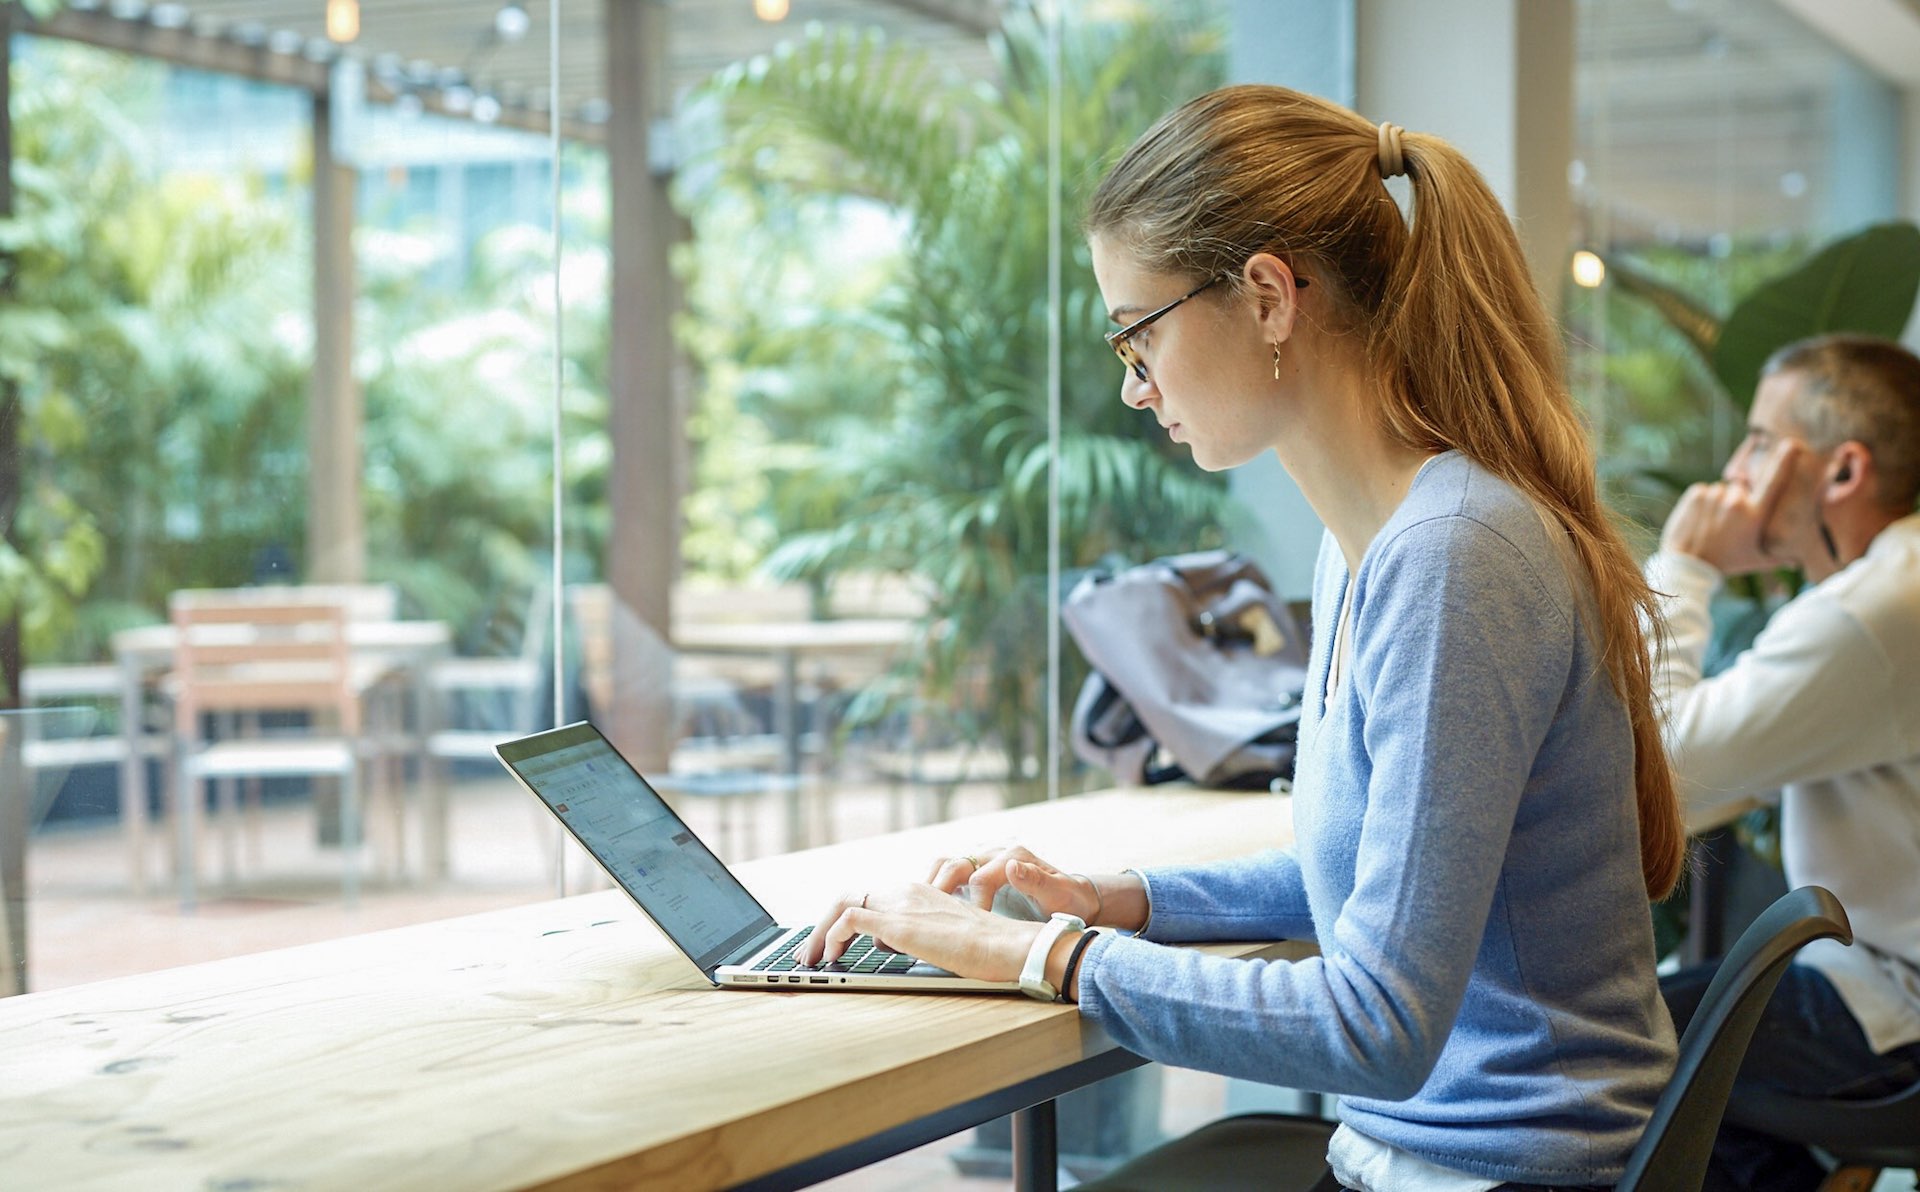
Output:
[788, 975, 804, 983]
[809, 977, 829, 984]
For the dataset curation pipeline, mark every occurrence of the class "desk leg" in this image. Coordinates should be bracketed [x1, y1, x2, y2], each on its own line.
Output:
[118, 654, 149, 898]
[776, 648, 804, 851]
[1012, 1100, 1058, 1192]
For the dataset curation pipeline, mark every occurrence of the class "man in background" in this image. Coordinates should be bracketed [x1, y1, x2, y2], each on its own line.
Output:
[1649, 333, 1920, 1190]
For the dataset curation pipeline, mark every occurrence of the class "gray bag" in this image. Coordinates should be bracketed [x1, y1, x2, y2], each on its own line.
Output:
[1064, 550, 1308, 789]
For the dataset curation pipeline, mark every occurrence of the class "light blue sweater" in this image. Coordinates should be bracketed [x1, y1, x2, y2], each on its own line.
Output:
[1076, 452, 1676, 1185]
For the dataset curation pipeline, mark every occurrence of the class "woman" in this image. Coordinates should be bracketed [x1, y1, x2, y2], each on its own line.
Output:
[796, 84, 1686, 1190]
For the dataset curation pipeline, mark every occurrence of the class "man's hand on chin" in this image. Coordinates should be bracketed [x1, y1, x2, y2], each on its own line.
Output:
[1660, 442, 1801, 576]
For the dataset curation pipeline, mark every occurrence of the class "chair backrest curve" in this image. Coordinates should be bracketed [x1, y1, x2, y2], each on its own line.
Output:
[1615, 885, 1852, 1192]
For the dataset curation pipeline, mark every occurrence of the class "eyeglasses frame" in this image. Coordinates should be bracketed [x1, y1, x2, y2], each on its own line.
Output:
[1104, 269, 1310, 382]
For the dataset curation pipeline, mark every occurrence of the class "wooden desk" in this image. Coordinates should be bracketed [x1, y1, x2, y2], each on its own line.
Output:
[0, 789, 1302, 1191]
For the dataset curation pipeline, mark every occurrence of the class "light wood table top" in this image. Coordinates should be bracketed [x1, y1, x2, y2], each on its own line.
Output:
[0, 788, 1301, 1192]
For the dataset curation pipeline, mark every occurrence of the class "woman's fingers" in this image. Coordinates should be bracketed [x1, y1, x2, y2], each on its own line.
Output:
[819, 904, 882, 967]
[927, 853, 984, 893]
[1005, 859, 1095, 919]
[798, 892, 867, 966]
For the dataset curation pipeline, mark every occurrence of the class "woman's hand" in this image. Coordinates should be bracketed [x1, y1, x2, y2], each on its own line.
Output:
[792, 882, 1042, 981]
[927, 846, 1108, 924]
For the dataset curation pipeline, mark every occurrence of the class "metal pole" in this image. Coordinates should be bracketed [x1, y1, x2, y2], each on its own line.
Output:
[1011, 1100, 1059, 1192]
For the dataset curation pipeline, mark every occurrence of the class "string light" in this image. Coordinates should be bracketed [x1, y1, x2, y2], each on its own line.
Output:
[325, 0, 359, 43]
[1571, 250, 1606, 289]
[754, 0, 790, 21]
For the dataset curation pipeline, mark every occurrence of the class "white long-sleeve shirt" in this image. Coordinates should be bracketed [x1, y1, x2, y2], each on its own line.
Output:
[1648, 512, 1920, 1054]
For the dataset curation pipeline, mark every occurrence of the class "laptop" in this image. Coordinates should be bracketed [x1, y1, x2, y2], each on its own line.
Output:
[495, 721, 1024, 994]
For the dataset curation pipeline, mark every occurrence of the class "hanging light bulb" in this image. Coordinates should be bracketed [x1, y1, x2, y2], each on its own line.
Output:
[1570, 250, 1606, 289]
[495, 3, 531, 40]
[325, 0, 359, 43]
[754, 0, 790, 21]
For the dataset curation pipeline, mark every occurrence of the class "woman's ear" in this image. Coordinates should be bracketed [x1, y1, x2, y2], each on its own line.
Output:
[1241, 252, 1303, 346]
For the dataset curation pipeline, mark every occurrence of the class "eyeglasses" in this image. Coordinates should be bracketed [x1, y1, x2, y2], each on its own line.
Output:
[1105, 270, 1310, 382]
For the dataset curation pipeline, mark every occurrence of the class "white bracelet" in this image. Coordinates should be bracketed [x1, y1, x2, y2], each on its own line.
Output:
[1019, 912, 1085, 1002]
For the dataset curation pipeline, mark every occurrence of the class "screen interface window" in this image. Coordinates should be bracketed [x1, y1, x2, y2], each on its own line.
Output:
[513, 740, 762, 960]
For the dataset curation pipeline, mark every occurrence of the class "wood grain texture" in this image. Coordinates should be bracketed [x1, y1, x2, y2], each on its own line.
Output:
[0, 789, 1299, 1191]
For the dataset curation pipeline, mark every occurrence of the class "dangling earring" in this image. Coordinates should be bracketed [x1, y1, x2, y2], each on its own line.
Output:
[1272, 344, 1282, 381]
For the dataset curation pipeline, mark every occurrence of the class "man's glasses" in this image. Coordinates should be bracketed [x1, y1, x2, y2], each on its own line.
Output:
[1105, 271, 1309, 382]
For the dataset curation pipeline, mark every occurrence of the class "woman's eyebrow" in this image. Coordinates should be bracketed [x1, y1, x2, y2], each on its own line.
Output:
[1108, 305, 1143, 324]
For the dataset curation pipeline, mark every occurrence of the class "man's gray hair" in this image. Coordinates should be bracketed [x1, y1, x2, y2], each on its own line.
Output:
[1762, 333, 1920, 511]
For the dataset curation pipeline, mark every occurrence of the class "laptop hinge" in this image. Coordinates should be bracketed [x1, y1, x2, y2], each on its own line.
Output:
[717, 925, 786, 969]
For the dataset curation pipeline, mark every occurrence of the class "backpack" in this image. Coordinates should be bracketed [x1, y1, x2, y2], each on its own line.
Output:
[1063, 549, 1309, 790]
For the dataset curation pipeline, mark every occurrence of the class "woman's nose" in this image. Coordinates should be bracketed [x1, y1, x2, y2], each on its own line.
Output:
[1120, 369, 1155, 409]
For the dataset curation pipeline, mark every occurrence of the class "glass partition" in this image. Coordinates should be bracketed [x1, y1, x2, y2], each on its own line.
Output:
[3, 5, 560, 991]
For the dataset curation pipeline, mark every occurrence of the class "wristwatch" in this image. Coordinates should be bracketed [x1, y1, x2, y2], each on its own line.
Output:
[1020, 912, 1086, 1002]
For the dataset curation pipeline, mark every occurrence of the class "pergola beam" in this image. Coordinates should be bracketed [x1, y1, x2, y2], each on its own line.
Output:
[20, 7, 604, 145]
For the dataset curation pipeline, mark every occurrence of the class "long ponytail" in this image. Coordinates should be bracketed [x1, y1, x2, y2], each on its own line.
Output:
[1088, 85, 1687, 899]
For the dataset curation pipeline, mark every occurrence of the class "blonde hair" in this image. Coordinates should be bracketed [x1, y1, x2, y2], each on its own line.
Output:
[1087, 84, 1686, 900]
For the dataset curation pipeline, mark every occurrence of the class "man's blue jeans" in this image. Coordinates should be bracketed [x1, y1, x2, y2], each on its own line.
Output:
[1661, 960, 1920, 1191]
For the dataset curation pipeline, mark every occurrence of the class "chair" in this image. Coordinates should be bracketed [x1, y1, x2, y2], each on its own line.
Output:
[1724, 1072, 1920, 1190]
[570, 583, 797, 860]
[1074, 885, 1854, 1192]
[169, 600, 397, 909]
[426, 583, 552, 770]
[175, 583, 399, 622]
[20, 664, 170, 799]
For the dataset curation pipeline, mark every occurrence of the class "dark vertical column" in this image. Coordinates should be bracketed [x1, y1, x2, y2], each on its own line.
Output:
[604, 0, 677, 769]
[307, 90, 363, 583]
[1, 8, 29, 996]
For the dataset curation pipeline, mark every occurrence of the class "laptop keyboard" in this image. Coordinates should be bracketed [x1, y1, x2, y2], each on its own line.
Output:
[751, 926, 921, 975]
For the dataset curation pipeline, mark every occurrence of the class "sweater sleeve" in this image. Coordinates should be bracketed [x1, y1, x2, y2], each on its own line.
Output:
[1647, 550, 1903, 805]
[1076, 517, 1566, 1098]
[1133, 848, 1315, 944]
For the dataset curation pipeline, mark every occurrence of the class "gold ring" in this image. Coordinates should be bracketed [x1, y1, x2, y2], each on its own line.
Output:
[963, 855, 983, 868]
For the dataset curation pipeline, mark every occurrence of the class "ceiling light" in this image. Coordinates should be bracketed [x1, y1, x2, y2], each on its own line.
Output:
[754, 0, 790, 21]
[325, 0, 358, 43]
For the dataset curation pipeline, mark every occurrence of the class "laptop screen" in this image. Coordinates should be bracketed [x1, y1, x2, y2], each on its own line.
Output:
[497, 722, 777, 973]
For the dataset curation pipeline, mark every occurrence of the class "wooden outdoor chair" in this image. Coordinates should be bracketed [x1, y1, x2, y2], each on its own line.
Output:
[168, 599, 402, 908]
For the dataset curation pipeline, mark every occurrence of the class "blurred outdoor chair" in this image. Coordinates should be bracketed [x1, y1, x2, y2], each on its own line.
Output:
[427, 584, 552, 775]
[174, 583, 399, 622]
[421, 583, 552, 878]
[167, 598, 404, 909]
[19, 663, 169, 814]
[569, 582, 795, 861]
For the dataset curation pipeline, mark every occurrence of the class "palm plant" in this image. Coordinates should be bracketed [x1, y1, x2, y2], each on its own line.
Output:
[0, 49, 302, 664]
[680, 4, 1236, 790]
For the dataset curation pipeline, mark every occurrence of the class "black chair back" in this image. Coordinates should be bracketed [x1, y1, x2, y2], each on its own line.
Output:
[1726, 1074, 1920, 1169]
[1616, 885, 1852, 1192]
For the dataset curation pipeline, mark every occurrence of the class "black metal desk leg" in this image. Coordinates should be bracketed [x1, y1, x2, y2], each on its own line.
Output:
[1013, 1100, 1058, 1192]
